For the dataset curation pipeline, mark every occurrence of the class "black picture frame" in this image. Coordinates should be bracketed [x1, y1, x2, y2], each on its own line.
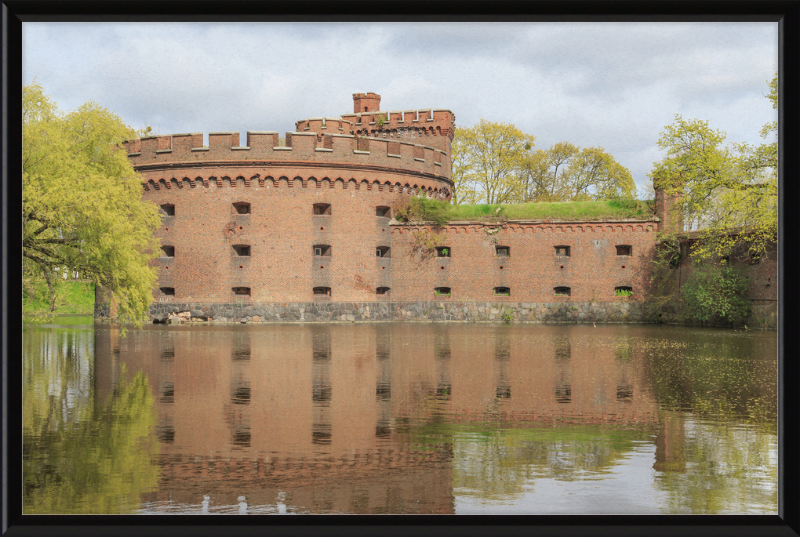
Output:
[3, 2, 798, 536]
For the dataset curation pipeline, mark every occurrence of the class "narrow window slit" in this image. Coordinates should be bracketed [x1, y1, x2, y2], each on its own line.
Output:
[232, 245, 250, 257]
[313, 203, 331, 215]
[233, 202, 251, 214]
[313, 245, 331, 257]
[434, 287, 451, 297]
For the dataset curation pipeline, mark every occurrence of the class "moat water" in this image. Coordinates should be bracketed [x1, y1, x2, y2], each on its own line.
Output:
[22, 318, 777, 515]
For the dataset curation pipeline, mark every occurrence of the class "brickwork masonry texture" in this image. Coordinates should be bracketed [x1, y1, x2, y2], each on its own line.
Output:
[96, 92, 741, 326]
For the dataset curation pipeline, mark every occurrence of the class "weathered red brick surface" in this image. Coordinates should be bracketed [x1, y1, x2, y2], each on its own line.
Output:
[118, 93, 660, 311]
[95, 93, 773, 327]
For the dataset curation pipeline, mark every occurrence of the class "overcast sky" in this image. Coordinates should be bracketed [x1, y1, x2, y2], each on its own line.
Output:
[22, 22, 778, 197]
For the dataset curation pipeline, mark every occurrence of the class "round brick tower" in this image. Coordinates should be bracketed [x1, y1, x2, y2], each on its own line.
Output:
[118, 95, 456, 317]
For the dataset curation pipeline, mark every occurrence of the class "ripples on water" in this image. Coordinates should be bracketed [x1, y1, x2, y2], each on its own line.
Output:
[22, 318, 777, 514]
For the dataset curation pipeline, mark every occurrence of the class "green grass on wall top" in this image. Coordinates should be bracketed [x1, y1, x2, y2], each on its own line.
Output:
[395, 198, 655, 224]
[446, 200, 654, 222]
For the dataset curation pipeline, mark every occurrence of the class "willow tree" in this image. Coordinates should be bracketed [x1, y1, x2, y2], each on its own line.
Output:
[23, 81, 161, 325]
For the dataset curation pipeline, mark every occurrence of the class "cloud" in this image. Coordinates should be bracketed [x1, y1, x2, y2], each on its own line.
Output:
[22, 21, 777, 192]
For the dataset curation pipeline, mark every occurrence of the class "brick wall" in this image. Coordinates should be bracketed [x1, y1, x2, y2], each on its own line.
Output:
[144, 172, 435, 305]
[655, 238, 778, 328]
[389, 221, 658, 303]
[142, 174, 659, 308]
[100, 95, 671, 322]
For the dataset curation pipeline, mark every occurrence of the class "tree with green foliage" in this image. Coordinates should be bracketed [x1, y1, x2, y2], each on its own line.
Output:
[518, 142, 636, 202]
[24, 366, 160, 513]
[519, 141, 577, 202]
[452, 121, 635, 205]
[23, 81, 161, 326]
[649, 75, 777, 261]
[450, 120, 536, 204]
[563, 146, 637, 201]
[682, 263, 751, 326]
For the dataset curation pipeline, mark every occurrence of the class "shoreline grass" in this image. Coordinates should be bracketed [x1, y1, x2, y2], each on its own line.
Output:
[23, 280, 95, 315]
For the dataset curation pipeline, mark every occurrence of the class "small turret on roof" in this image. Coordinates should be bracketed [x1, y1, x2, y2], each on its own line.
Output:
[353, 92, 381, 113]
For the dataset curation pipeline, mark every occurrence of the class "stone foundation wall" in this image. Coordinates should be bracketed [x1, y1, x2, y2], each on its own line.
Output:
[94, 300, 647, 324]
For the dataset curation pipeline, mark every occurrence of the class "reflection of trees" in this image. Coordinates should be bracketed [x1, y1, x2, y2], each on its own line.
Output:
[641, 333, 777, 429]
[447, 425, 651, 500]
[23, 327, 94, 435]
[655, 417, 777, 514]
[640, 331, 778, 513]
[23, 324, 159, 514]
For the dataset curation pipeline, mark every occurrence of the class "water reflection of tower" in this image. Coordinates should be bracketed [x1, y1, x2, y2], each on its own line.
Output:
[653, 411, 686, 473]
[494, 332, 511, 401]
[434, 329, 452, 404]
[615, 342, 634, 403]
[311, 328, 332, 451]
[375, 326, 392, 438]
[157, 334, 175, 444]
[230, 332, 252, 450]
[554, 337, 572, 404]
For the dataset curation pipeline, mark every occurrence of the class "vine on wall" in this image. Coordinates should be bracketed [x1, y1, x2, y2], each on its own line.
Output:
[410, 229, 445, 258]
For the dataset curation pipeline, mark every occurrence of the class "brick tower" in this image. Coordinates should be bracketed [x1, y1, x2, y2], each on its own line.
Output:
[353, 92, 381, 113]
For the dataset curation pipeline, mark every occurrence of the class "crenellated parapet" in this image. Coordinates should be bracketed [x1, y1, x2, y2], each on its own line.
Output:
[297, 109, 455, 137]
[121, 130, 452, 182]
[296, 109, 456, 155]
